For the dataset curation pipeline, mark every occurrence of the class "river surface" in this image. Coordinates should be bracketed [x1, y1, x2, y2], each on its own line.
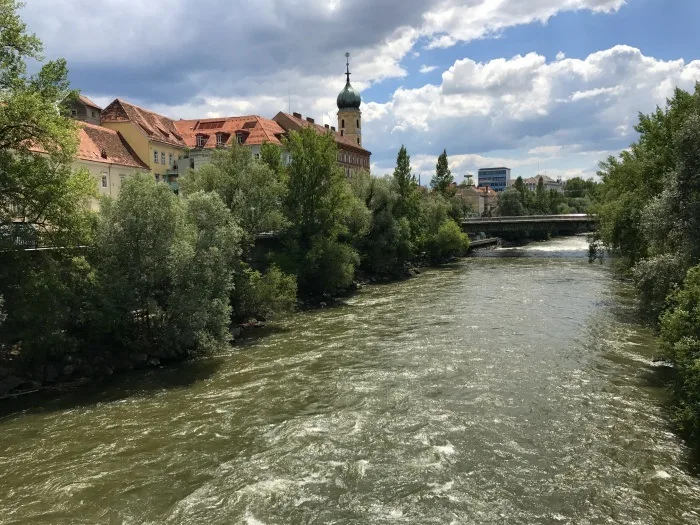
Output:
[2, 236, 700, 524]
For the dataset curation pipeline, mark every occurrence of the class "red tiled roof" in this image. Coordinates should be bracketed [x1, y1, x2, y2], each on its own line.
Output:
[101, 99, 186, 148]
[275, 112, 371, 155]
[78, 95, 102, 111]
[29, 122, 149, 170]
[173, 116, 285, 148]
[76, 122, 149, 169]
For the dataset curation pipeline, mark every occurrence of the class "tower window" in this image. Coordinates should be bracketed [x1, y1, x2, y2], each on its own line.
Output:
[356, 119, 359, 128]
[340, 130, 344, 137]
[357, 138, 360, 145]
[341, 119, 345, 129]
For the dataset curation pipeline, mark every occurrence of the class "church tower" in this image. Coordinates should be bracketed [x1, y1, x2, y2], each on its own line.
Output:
[337, 52, 362, 147]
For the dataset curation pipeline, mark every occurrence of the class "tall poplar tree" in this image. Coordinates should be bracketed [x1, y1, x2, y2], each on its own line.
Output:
[392, 145, 419, 222]
[430, 149, 453, 196]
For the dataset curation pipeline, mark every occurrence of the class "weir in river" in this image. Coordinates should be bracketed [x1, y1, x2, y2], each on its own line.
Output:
[1, 236, 699, 524]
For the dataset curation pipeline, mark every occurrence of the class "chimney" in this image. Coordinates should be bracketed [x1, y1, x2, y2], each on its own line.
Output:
[324, 124, 329, 129]
[292, 112, 302, 119]
[306, 117, 314, 124]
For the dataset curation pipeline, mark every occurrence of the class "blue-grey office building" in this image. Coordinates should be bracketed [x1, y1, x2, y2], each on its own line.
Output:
[477, 167, 511, 192]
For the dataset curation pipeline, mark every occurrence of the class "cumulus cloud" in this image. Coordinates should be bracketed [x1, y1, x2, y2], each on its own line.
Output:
[19, 0, 698, 179]
[365, 46, 700, 172]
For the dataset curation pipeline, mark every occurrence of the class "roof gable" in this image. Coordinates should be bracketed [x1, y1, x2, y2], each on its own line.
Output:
[77, 123, 149, 169]
[101, 99, 186, 148]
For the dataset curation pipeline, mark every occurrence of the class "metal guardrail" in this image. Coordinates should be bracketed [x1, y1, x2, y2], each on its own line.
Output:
[462, 214, 595, 224]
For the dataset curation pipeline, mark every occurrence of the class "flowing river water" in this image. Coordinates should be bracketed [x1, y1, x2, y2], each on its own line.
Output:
[2, 236, 700, 524]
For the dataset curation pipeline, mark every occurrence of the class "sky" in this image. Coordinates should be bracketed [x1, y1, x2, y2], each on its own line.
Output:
[20, 0, 700, 183]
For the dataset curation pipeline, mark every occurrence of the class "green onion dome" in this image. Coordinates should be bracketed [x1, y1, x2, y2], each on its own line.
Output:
[337, 80, 361, 110]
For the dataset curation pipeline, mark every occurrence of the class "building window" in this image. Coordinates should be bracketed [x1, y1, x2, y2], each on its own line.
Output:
[154, 150, 158, 163]
[254, 153, 260, 160]
[357, 138, 360, 145]
[91, 110, 97, 118]
[340, 130, 344, 136]
[119, 174, 126, 184]
[356, 119, 359, 128]
[169, 153, 174, 166]
[161, 152, 166, 164]
[217, 134, 224, 146]
[71, 109, 77, 117]
[196, 135, 206, 148]
[341, 119, 345, 128]
[101, 174, 108, 188]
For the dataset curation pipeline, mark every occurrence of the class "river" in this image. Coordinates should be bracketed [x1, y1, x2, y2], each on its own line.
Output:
[1, 236, 700, 524]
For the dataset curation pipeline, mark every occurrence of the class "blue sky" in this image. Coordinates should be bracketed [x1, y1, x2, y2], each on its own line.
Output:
[21, 0, 700, 183]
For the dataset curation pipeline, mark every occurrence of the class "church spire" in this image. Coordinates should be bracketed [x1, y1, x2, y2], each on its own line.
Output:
[345, 52, 351, 84]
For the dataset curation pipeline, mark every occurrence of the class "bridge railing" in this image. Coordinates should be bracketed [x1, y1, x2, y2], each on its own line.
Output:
[461, 214, 595, 224]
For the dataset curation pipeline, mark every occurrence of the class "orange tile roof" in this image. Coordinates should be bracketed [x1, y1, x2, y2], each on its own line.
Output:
[276, 112, 371, 155]
[29, 122, 149, 170]
[78, 95, 102, 110]
[173, 116, 285, 148]
[76, 122, 149, 169]
[101, 98, 186, 148]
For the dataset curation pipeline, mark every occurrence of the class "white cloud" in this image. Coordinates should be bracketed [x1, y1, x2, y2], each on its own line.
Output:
[20, 0, 696, 179]
[364, 46, 700, 174]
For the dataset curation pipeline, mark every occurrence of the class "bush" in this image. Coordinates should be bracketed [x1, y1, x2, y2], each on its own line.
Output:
[232, 264, 297, 322]
[660, 266, 700, 439]
[425, 220, 470, 263]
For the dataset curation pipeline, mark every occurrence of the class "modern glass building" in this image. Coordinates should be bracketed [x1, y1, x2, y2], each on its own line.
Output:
[477, 167, 511, 192]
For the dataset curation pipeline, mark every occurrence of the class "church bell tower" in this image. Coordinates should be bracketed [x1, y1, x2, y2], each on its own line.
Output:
[336, 52, 362, 147]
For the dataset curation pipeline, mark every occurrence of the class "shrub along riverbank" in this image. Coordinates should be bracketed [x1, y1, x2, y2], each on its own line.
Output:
[592, 83, 700, 447]
[0, 1, 471, 397]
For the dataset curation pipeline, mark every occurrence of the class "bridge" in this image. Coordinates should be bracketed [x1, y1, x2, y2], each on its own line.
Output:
[461, 214, 596, 236]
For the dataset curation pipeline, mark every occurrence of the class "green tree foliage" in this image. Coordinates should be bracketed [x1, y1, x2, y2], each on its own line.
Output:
[279, 127, 363, 295]
[351, 172, 413, 276]
[180, 143, 287, 239]
[259, 141, 287, 182]
[660, 266, 700, 440]
[430, 149, 454, 197]
[596, 84, 700, 446]
[0, 0, 95, 250]
[95, 175, 242, 355]
[232, 265, 297, 322]
[392, 145, 420, 221]
[497, 188, 526, 216]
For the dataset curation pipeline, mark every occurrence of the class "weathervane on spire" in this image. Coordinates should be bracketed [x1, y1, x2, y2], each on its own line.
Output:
[345, 52, 351, 83]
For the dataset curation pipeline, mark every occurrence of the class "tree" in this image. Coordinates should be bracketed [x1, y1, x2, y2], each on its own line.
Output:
[180, 143, 287, 240]
[497, 188, 526, 216]
[279, 127, 362, 295]
[430, 149, 453, 196]
[0, 0, 95, 250]
[95, 175, 242, 355]
[392, 145, 420, 220]
[260, 141, 287, 182]
[351, 173, 413, 276]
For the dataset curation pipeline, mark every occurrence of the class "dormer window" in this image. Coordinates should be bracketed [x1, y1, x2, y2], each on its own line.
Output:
[216, 133, 225, 146]
[235, 132, 244, 145]
[196, 134, 207, 148]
